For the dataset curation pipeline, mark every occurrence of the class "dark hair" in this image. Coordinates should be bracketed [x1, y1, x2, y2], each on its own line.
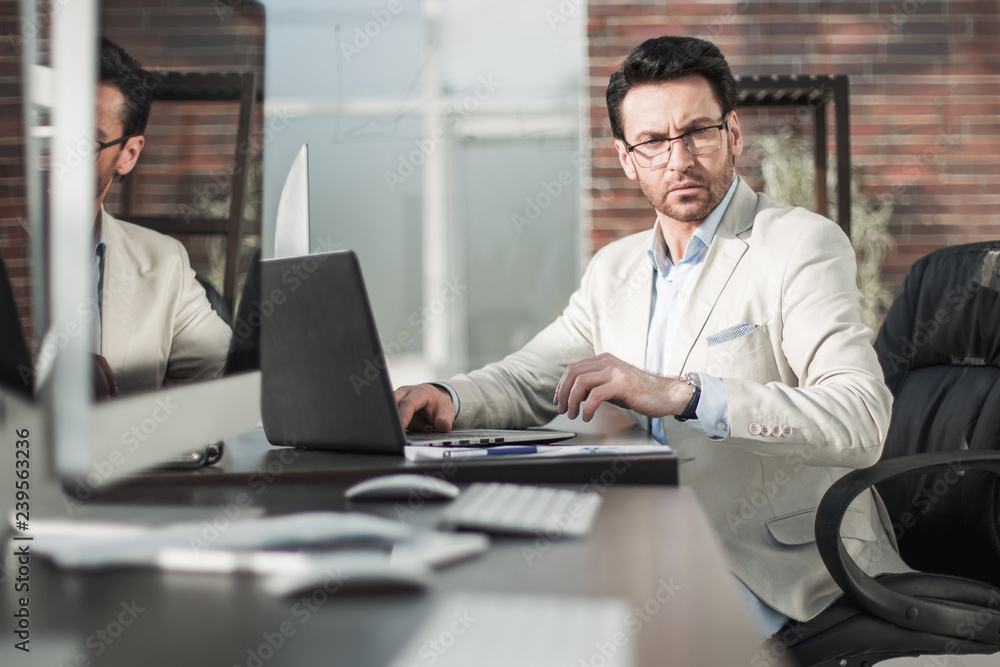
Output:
[99, 37, 154, 137]
[606, 36, 737, 141]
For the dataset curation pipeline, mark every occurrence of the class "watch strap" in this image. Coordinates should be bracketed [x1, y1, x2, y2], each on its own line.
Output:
[675, 372, 701, 422]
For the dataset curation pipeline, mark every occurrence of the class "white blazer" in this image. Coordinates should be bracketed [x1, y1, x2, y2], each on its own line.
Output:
[446, 180, 909, 620]
[101, 210, 232, 395]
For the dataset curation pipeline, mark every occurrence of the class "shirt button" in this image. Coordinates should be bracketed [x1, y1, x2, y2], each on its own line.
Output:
[678, 291, 686, 298]
[717, 421, 726, 431]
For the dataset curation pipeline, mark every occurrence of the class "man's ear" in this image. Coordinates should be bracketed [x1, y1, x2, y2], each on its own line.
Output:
[614, 138, 638, 181]
[115, 135, 145, 177]
[727, 110, 743, 159]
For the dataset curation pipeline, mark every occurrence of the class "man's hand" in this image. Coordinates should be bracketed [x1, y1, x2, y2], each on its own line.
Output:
[92, 353, 119, 399]
[553, 352, 692, 422]
[394, 384, 456, 432]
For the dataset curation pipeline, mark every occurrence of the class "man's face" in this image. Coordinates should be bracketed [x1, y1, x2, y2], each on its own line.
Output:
[614, 75, 742, 227]
[95, 84, 143, 220]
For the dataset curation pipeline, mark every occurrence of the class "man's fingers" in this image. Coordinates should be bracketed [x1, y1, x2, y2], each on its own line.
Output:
[432, 405, 454, 433]
[566, 370, 608, 420]
[394, 384, 455, 431]
[394, 387, 420, 429]
[557, 358, 608, 414]
[92, 354, 118, 399]
[397, 400, 416, 430]
[582, 384, 615, 422]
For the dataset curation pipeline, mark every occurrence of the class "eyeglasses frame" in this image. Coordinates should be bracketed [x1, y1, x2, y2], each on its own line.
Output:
[624, 117, 730, 168]
[95, 134, 135, 161]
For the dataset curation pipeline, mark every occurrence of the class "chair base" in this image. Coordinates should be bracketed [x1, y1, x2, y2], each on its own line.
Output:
[766, 574, 1000, 667]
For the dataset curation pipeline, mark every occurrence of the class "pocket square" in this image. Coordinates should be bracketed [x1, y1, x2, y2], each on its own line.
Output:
[706, 322, 759, 347]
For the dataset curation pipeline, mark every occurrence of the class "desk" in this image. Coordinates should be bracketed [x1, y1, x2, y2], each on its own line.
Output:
[106, 426, 679, 491]
[5, 484, 764, 666]
[4, 429, 770, 667]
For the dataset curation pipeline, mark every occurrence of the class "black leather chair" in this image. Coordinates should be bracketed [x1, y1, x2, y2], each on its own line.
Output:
[196, 274, 232, 328]
[0, 254, 33, 396]
[765, 241, 1000, 666]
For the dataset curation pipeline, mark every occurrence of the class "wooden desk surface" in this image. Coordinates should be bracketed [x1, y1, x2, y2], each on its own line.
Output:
[3, 483, 764, 667]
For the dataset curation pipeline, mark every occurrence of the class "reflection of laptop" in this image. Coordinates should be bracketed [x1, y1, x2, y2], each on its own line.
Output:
[259, 251, 575, 454]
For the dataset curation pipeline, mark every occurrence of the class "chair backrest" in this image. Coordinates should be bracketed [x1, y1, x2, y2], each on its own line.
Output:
[874, 241, 1000, 584]
[196, 275, 232, 328]
[0, 254, 33, 396]
[224, 248, 260, 375]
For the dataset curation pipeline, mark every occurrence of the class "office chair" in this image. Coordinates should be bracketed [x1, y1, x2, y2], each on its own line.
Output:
[197, 274, 233, 327]
[223, 247, 260, 374]
[765, 241, 1000, 666]
[0, 254, 33, 396]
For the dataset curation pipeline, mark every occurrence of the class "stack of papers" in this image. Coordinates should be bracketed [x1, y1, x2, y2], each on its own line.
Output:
[405, 443, 671, 462]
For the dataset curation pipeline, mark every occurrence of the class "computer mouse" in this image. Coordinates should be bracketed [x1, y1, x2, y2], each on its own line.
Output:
[345, 474, 461, 501]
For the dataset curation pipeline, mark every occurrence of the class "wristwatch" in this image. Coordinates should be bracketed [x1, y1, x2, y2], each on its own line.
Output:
[675, 372, 702, 422]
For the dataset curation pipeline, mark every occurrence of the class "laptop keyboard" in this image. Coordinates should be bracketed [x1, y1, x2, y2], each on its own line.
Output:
[440, 483, 602, 537]
[407, 429, 508, 446]
[406, 429, 570, 446]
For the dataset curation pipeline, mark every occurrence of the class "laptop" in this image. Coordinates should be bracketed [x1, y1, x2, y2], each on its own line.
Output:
[259, 250, 575, 454]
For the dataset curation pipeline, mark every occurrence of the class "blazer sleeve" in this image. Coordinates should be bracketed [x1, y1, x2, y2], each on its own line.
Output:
[446, 254, 602, 430]
[164, 240, 233, 384]
[718, 217, 892, 469]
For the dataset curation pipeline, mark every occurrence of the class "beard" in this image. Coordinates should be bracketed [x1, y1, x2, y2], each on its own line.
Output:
[95, 146, 124, 206]
[96, 165, 116, 203]
[640, 136, 736, 224]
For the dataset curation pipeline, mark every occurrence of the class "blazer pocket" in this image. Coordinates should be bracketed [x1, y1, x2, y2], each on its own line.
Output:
[766, 507, 878, 546]
[704, 323, 777, 381]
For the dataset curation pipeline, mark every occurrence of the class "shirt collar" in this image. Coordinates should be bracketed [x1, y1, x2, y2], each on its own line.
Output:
[648, 175, 740, 271]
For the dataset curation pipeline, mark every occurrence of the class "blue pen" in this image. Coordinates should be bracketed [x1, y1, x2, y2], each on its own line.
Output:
[444, 446, 539, 458]
[486, 445, 538, 456]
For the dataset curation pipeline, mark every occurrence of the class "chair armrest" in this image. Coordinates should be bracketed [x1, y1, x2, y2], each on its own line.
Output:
[816, 450, 1000, 642]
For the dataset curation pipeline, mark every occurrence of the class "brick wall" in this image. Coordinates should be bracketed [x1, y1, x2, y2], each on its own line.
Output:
[0, 0, 264, 342]
[587, 0, 1000, 294]
[0, 1, 30, 336]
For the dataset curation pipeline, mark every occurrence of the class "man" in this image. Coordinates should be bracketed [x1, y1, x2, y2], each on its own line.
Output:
[90, 38, 231, 396]
[395, 36, 908, 636]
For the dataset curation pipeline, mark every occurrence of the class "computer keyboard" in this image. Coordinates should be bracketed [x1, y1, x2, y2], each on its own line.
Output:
[439, 482, 602, 537]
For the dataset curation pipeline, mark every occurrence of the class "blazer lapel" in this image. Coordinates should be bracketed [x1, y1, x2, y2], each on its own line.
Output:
[667, 181, 755, 376]
[100, 211, 134, 372]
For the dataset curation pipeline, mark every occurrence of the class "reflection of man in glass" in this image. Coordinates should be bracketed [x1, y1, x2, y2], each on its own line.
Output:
[91, 38, 231, 397]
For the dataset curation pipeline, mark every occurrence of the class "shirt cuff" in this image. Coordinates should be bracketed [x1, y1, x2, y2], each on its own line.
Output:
[687, 373, 729, 438]
[427, 382, 460, 418]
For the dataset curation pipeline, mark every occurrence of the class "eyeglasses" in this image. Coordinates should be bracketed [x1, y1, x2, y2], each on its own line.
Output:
[624, 119, 728, 169]
[95, 134, 134, 162]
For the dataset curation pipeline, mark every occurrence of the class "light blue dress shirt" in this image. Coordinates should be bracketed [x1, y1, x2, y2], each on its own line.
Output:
[646, 176, 739, 444]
